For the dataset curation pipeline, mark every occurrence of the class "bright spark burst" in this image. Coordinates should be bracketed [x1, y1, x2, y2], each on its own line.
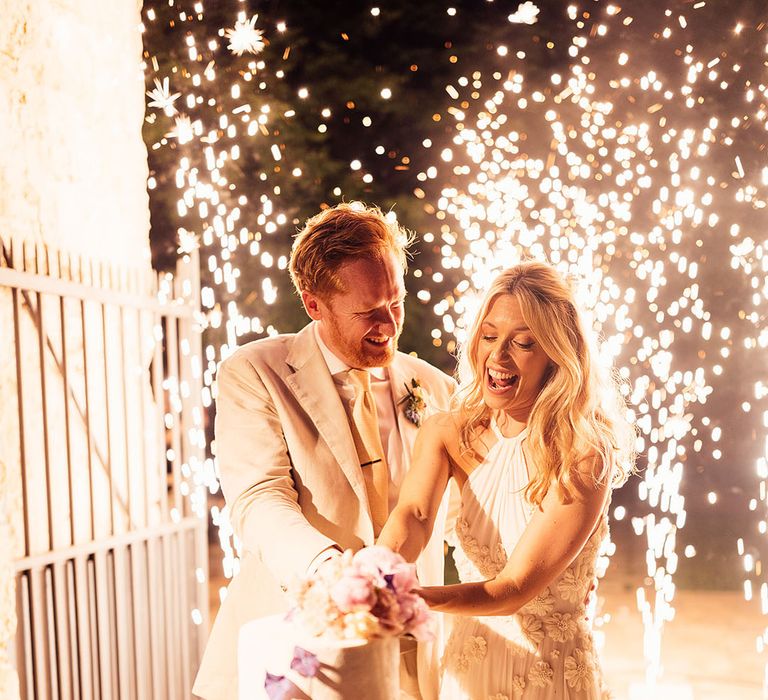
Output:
[508, 1, 540, 25]
[146, 76, 181, 115]
[224, 15, 265, 56]
[167, 114, 194, 144]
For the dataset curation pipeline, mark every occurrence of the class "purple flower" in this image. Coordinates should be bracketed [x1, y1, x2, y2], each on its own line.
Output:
[264, 672, 297, 700]
[352, 546, 404, 580]
[290, 646, 320, 678]
[330, 574, 376, 612]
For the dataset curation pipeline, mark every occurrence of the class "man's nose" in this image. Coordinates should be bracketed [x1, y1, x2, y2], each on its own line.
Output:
[375, 307, 398, 335]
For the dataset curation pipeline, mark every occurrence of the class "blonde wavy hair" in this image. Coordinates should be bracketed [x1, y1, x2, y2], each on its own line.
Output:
[456, 261, 635, 505]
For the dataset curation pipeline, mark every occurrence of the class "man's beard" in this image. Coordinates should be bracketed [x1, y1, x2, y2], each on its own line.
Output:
[324, 316, 399, 368]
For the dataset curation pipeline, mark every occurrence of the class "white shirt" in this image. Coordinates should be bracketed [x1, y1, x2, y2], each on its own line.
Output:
[313, 323, 405, 513]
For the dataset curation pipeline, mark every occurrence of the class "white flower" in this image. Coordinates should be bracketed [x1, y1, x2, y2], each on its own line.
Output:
[453, 653, 470, 673]
[225, 15, 265, 56]
[463, 636, 488, 661]
[557, 567, 585, 604]
[146, 77, 180, 115]
[565, 648, 595, 691]
[528, 660, 554, 687]
[519, 614, 544, 647]
[544, 611, 578, 642]
[508, 1, 539, 25]
[522, 588, 555, 616]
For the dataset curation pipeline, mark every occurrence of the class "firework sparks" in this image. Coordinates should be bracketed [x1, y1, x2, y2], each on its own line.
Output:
[224, 14, 265, 56]
[142, 1, 768, 691]
[146, 76, 181, 115]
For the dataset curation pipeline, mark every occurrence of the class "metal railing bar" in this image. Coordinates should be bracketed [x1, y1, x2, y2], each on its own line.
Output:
[12, 283, 31, 557]
[72, 557, 93, 700]
[166, 316, 183, 518]
[14, 517, 202, 572]
[37, 291, 55, 552]
[118, 306, 133, 531]
[151, 322, 169, 522]
[0, 265, 195, 318]
[112, 546, 132, 699]
[177, 530, 192, 699]
[86, 557, 101, 699]
[80, 298, 96, 544]
[44, 566, 61, 700]
[145, 537, 165, 700]
[100, 303, 115, 537]
[31, 567, 52, 700]
[163, 533, 180, 700]
[65, 560, 84, 700]
[60, 295, 76, 548]
[137, 308, 150, 530]
[16, 571, 32, 700]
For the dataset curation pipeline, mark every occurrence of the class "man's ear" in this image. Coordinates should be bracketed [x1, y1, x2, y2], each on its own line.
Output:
[301, 290, 324, 320]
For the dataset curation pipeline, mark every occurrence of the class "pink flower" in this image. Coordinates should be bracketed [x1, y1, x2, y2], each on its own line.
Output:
[402, 596, 435, 641]
[330, 574, 376, 612]
[352, 546, 404, 584]
[389, 562, 418, 595]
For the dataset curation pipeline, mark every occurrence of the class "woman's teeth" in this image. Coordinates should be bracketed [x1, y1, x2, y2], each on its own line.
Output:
[488, 368, 519, 390]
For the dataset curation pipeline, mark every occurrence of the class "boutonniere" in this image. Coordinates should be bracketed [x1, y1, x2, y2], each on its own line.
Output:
[398, 378, 426, 427]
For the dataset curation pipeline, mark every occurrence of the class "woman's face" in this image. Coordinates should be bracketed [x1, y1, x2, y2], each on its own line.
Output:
[476, 294, 553, 420]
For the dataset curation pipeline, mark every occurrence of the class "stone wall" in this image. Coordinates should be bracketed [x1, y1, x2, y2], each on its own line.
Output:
[0, 2, 151, 697]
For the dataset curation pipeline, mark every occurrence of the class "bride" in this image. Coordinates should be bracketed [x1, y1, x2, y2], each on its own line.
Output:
[378, 261, 635, 698]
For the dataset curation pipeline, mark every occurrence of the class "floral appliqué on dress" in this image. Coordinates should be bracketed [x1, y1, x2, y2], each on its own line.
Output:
[528, 660, 554, 688]
[451, 635, 488, 673]
[564, 648, 596, 691]
[544, 611, 578, 643]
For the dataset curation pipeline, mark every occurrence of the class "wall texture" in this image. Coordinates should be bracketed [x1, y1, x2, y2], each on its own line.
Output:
[0, 2, 151, 697]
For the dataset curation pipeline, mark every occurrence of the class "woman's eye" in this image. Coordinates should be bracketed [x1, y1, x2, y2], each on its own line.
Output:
[514, 341, 535, 350]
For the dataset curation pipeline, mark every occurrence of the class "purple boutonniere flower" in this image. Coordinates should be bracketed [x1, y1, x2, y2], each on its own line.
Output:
[398, 378, 426, 427]
[290, 646, 320, 677]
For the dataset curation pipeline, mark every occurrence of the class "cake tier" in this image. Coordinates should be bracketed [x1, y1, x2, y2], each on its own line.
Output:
[238, 614, 400, 700]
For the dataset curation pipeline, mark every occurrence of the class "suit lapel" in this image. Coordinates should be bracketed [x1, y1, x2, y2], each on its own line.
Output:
[285, 324, 373, 529]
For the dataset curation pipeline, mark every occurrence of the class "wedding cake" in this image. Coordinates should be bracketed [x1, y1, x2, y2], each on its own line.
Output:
[237, 546, 433, 700]
[238, 615, 399, 700]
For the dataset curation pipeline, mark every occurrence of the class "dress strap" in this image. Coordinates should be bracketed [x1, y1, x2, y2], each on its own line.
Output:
[489, 415, 527, 441]
[489, 415, 505, 439]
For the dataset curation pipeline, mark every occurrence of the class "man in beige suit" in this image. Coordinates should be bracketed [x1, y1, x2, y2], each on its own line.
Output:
[193, 203, 456, 700]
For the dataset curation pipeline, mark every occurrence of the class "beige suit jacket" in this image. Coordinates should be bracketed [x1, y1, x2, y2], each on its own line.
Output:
[193, 322, 456, 700]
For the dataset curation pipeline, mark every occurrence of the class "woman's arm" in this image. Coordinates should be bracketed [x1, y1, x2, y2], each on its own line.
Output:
[377, 412, 453, 562]
[417, 459, 610, 616]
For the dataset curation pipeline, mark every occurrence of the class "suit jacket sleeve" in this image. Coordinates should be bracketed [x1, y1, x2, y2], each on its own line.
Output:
[214, 353, 338, 586]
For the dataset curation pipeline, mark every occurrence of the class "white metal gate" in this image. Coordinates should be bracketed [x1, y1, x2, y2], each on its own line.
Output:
[1, 237, 209, 699]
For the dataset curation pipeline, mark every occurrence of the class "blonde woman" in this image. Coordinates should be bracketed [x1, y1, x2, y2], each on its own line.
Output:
[378, 261, 634, 699]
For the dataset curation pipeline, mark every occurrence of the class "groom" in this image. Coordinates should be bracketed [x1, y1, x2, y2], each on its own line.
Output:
[193, 203, 456, 700]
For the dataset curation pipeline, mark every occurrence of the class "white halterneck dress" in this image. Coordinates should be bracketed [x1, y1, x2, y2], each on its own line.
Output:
[440, 424, 610, 699]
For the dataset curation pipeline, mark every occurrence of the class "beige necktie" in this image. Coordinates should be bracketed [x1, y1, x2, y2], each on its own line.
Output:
[346, 369, 389, 537]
